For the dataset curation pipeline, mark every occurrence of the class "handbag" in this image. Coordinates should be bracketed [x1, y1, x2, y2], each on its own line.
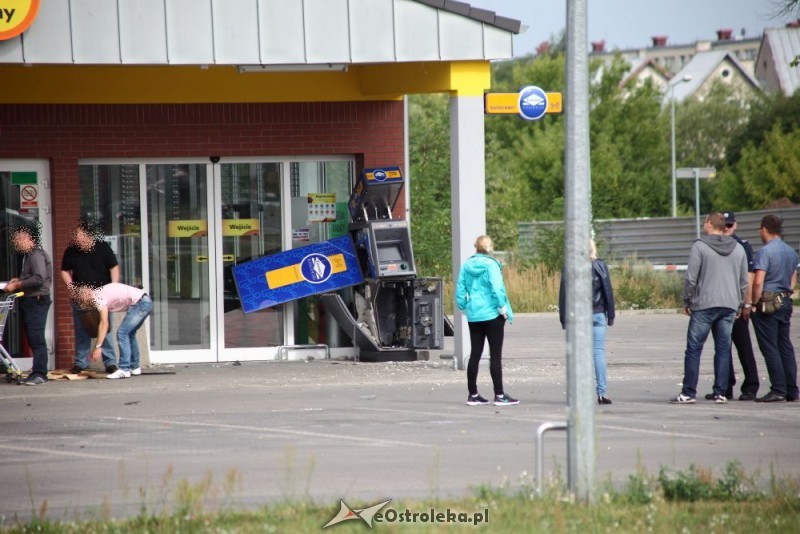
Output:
[758, 291, 784, 315]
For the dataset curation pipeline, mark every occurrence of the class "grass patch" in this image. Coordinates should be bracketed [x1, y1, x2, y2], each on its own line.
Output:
[4, 463, 800, 532]
[443, 258, 684, 314]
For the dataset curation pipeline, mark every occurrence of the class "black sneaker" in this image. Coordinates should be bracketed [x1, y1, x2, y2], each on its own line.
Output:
[494, 394, 519, 406]
[597, 396, 613, 405]
[705, 392, 733, 400]
[105, 365, 118, 374]
[466, 394, 490, 406]
[69, 366, 85, 374]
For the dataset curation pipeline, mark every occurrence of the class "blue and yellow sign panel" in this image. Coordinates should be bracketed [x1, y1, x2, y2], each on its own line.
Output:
[348, 166, 404, 221]
[484, 91, 563, 115]
[232, 235, 364, 313]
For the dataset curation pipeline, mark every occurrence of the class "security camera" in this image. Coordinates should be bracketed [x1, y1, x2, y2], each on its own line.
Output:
[209, 156, 221, 164]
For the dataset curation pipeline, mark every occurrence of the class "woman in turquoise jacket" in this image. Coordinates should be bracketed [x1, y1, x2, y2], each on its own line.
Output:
[456, 235, 518, 406]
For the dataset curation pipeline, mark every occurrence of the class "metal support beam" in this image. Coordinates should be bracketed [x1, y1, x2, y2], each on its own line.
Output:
[449, 95, 486, 371]
[564, 0, 595, 503]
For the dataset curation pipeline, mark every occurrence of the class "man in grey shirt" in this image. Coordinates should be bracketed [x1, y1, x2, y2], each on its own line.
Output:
[670, 212, 748, 404]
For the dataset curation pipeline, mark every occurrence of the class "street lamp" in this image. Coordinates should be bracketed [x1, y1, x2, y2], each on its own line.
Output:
[670, 74, 692, 218]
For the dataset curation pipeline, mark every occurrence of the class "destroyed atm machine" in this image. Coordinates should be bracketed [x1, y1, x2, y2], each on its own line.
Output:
[321, 166, 444, 362]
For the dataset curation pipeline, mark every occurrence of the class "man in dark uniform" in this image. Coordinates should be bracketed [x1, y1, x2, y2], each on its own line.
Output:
[60, 218, 120, 374]
[751, 214, 799, 403]
[705, 211, 760, 401]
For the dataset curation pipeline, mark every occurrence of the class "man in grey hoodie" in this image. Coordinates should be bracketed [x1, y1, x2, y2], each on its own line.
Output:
[670, 212, 748, 404]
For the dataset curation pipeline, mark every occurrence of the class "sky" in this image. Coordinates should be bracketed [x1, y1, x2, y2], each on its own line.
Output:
[472, 0, 799, 57]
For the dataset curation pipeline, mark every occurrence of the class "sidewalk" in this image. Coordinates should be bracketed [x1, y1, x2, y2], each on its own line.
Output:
[0, 311, 798, 524]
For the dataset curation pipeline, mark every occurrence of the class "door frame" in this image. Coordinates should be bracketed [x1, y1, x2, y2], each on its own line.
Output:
[79, 156, 359, 364]
[210, 158, 288, 362]
[0, 159, 54, 372]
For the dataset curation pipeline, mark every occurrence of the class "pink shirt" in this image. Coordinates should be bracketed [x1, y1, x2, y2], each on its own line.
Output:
[94, 283, 146, 312]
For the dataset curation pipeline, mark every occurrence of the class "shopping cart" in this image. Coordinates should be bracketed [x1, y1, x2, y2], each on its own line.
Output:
[0, 292, 25, 385]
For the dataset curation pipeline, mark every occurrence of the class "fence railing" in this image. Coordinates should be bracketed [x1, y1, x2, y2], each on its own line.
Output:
[519, 207, 800, 266]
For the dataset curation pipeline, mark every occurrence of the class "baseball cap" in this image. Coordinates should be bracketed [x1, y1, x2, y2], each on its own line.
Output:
[723, 211, 736, 225]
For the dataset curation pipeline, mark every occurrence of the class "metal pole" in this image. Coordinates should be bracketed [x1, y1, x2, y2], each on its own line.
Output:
[670, 86, 677, 218]
[669, 76, 691, 218]
[694, 168, 701, 238]
[536, 421, 568, 496]
[564, 0, 595, 503]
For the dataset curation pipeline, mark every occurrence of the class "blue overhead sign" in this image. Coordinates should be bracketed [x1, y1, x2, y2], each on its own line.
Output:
[518, 85, 548, 121]
[232, 235, 364, 313]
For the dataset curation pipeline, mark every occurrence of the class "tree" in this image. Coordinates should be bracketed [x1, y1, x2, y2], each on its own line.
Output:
[712, 91, 800, 209]
[715, 124, 800, 209]
[674, 81, 755, 214]
[408, 94, 452, 276]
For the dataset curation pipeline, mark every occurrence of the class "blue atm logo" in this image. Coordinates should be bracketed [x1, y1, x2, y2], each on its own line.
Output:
[518, 85, 548, 121]
[300, 253, 333, 284]
[372, 169, 387, 182]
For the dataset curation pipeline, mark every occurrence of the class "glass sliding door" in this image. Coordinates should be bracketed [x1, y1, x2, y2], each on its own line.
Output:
[289, 160, 355, 346]
[217, 161, 283, 354]
[146, 163, 213, 356]
[78, 164, 142, 286]
[75, 157, 357, 364]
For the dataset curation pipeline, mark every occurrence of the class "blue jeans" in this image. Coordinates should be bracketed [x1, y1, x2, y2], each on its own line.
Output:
[681, 307, 735, 398]
[751, 299, 797, 398]
[72, 303, 116, 369]
[116, 295, 153, 371]
[593, 312, 608, 397]
[19, 296, 51, 376]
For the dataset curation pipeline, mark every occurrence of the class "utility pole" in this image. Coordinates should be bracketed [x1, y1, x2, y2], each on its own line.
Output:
[564, 0, 595, 503]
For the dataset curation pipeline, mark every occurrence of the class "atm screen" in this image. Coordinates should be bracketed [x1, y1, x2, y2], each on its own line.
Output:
[378, 243, 403, 263]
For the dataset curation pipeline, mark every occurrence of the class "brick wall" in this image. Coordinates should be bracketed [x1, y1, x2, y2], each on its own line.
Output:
[0, 101, 406, 367]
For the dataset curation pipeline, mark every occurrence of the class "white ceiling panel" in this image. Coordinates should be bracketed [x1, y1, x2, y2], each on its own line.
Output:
[439, 11, 483, 60]
[119, 0, 167, 64]
[350, 0, 395, 63]
[166, 0, 214, 64]
[259, 0, 305, 63]
[484, 24, 513, 59]
[304, 0, 350, 63]
[395, 0, 439, 62]
[16, 0, 72, 63]
[71, 0, 121, 63]
[0, 0, 516, 65]
[213, 0, 260, 63]
[0, 36, 23, 63]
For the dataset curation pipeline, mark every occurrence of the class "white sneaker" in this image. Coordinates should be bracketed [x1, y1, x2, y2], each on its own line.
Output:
[130, 367, 142, 376]
[669, 393, 695, 404]
[106, 368, 131, 379]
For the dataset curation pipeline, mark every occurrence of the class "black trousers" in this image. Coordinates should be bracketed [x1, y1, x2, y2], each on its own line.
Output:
[466, 315, 506, 396]
[725, 315, 760, 396]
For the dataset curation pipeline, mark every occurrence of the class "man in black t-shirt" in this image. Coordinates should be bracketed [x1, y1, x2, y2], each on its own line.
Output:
[60, 219, 120, 374]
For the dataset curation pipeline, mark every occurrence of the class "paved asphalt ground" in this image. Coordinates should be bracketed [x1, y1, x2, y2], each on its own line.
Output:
[1, 311, 799, 525]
